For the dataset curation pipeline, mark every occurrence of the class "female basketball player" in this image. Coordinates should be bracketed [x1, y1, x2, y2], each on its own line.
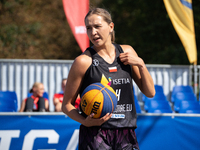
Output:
[62, 8, 155, 150]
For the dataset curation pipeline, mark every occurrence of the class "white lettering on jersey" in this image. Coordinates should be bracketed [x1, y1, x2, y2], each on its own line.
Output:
[113, 104, 133, 113]
[112, 78, 130, 85]
[111, 114, 125, 118]
[114, 104, 126, 113]
[115, 89, 121, 101]
[126, 104, 132, 111]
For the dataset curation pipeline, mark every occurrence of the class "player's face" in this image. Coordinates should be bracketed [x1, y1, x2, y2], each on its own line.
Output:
[36, 84, 44, 97]
[85, 14, 114, 48]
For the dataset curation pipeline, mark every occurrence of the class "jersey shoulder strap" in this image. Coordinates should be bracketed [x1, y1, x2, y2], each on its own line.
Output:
[86, 44, 124, 55]
[85, 47, 96, 56]
[113, 43, 124, 53]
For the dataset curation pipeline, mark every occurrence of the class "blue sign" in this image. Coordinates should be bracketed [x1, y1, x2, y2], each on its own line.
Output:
[0, 114, 80, 150]
[1, 114, 200, 150]
[136, 114, 200, 150]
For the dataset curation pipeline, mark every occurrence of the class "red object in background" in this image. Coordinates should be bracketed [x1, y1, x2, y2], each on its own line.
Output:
[63, 0, 90, 52]
[75, 97, 81, 109]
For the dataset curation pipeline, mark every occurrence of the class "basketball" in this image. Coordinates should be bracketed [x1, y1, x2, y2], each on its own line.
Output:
[80, 83, 118, 118]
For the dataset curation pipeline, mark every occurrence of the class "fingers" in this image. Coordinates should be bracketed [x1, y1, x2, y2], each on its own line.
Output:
[89, 113, 94, 118]
[119, 52, 141, 66]
[101, 113, 112, 121]
[83, 113, 112, 127]
[92, 113, 111, 127]
[119, 53, 129, 65]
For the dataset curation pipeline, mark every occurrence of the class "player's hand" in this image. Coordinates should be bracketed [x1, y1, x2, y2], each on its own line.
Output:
[83, 113, 112, 127]
[119, 52, 143, 67]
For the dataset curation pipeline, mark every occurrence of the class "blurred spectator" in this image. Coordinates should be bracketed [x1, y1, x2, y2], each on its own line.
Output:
[53, 78, 80, 112]
[19, 82, 49, 112]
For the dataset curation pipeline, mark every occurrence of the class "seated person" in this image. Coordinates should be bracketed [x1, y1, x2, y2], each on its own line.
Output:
[53, 78, 80, 112]
[19, 82, 49, 112]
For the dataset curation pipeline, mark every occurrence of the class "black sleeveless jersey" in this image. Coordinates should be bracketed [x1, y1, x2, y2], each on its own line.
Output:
[79, 43, 137, 128]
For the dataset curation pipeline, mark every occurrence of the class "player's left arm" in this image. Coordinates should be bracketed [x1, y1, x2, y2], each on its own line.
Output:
[119, 45, 155, 98]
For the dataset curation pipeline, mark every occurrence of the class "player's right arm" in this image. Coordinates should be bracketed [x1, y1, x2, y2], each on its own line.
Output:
[62, 51, 112, 127]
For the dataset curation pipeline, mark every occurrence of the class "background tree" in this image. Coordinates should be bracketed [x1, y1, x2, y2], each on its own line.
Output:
[99, 0, 200, 64]
[0, 0, 82, 59]
[0, 0, 199, 64]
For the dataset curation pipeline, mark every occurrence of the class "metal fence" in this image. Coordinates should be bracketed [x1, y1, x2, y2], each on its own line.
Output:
[134, 64, 192, 101]
[0, 59, 73, 111]
[0, 59, 193, 111]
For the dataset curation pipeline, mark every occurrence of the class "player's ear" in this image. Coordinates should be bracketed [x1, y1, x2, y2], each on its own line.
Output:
[109, 22, 114, 33]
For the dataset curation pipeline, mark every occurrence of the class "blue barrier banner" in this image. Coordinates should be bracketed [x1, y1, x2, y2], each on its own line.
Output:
[0, 113, 80, 150]
[1, 113, 200, 150]
[136, 114, 200, 150]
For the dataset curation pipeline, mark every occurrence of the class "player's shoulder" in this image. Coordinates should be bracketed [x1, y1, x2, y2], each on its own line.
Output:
[70, 49, 92, 74]
[74, 49, 92, 67]
[119, 44, 135, 52]
[119, 44, 138, 56]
